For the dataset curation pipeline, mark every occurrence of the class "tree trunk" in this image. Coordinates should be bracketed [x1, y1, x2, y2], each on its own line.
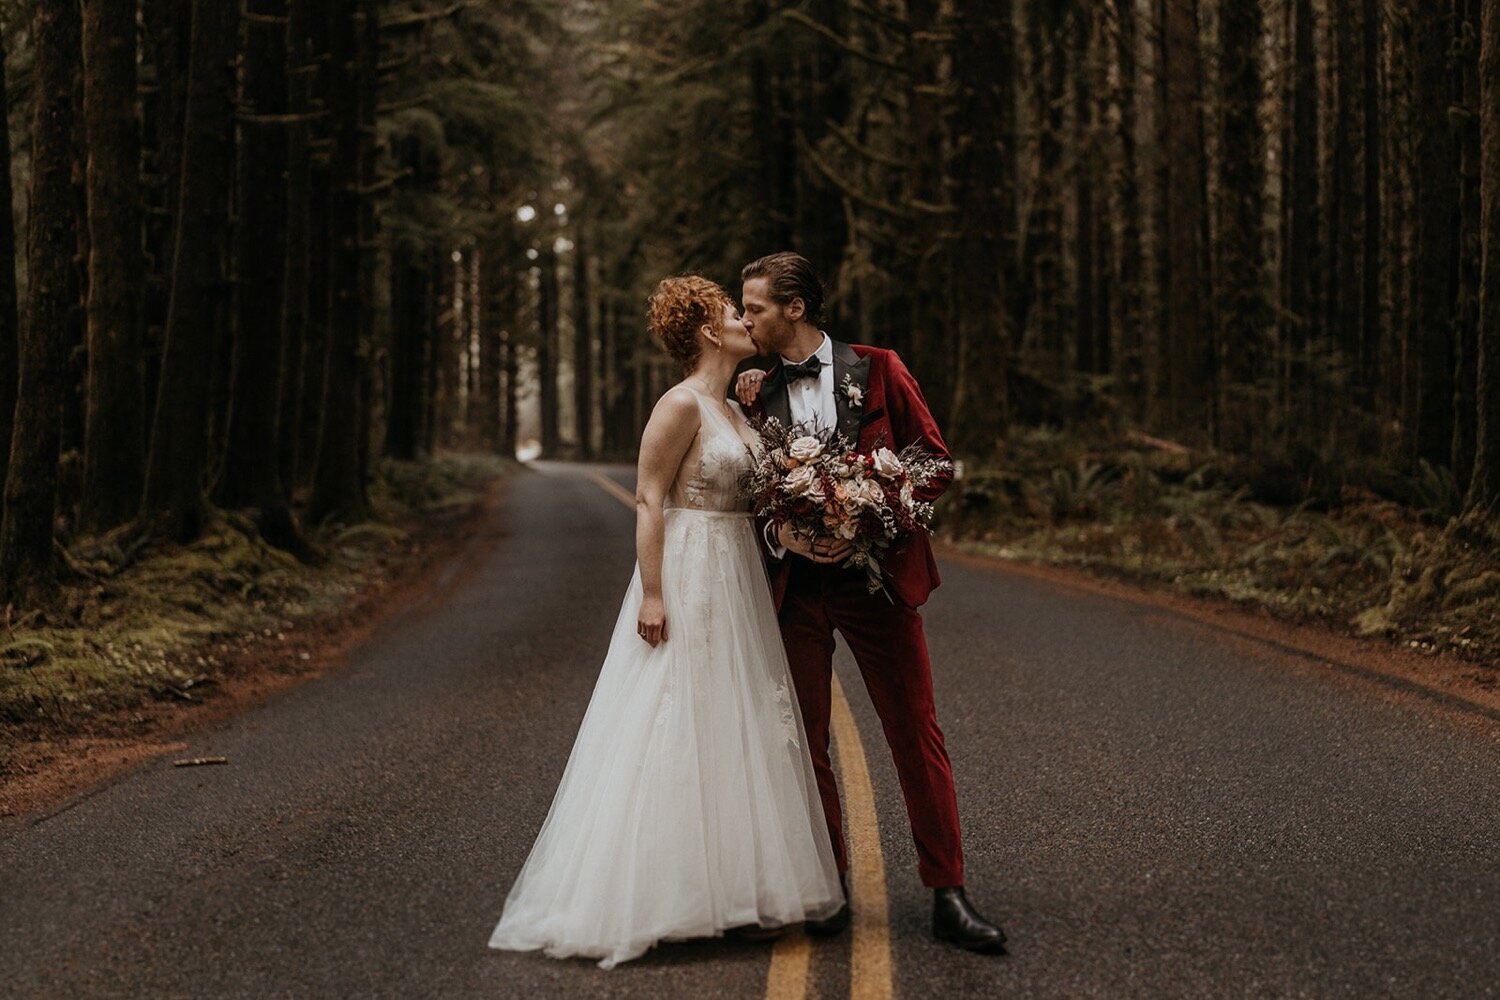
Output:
[141, 0, 190, 428]
[1, 0, 82, 604]
[0, 33, 22, 495]
[78, 0, 146, 533]
[1329, 0, 1376, 399]
[355, 0, 379, 487]
[747, 0, 793, 252]
[294, 0, 333, 493]
[423, 245, 446, 454]
[1112, 0, 1145, 419]
[478, 239, 504, 452]
[213, 0, 312, 558]
[280, 0, 316, 491]
[385, 142, 428, 461]
[1360, 0, 1382, 397]
[947, 0, 1016, 455]
[386, 247, 427, 460]
[572, 233, 594, 458]
[306, 0, 370, 527]
[1284, 0, 1321, 442]
[791, 0, 848, 290]
[905, 0, 947, 396]
[1410, 0, 1458, 471]
[139, 0, 237, 542]
[538, 244, 559, 456]
[61, 24, 91, 533]
[502, 296, 519, 459]
[1217, 0, 1268, 450]
[1452, 0, 1481, 492]
[1020, 0, 1070, 365]
[296, 162, 332, 490]
[1160, 0, 1212, 437]
[1073, 4, 1101, 376]
[1467, 0, 1499, 509]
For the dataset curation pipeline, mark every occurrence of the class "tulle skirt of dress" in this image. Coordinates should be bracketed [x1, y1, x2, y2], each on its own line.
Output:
[487, 508, 843, 969]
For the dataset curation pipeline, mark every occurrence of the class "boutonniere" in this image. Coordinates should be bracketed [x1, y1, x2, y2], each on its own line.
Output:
[840, 374, 864, 410]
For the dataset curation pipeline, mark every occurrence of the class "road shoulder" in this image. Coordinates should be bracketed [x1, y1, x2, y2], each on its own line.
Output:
[937, 542, 1500, 730]
[0, 474, 513, 823]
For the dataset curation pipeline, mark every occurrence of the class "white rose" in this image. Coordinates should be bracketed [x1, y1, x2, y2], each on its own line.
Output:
[784, 464, 820, 495]
[872, 447, 903, 478]
[788, 436, 824, 463]
[852, 479, 886, 508]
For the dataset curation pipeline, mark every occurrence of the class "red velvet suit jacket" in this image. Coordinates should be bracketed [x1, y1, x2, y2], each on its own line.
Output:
[743, 340, 953, 610]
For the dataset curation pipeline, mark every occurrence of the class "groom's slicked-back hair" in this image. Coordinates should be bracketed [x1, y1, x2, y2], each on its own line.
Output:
[742, 251, 825, 326]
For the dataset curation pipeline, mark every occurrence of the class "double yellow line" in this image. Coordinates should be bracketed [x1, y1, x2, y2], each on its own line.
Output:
[583, 468, 894, 1000]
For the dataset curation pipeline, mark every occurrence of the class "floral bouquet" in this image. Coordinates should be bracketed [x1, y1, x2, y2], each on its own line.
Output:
[738, 419, 952, 594]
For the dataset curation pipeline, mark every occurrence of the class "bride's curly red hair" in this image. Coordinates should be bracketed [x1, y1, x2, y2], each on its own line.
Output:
[646, 275, 733, 373]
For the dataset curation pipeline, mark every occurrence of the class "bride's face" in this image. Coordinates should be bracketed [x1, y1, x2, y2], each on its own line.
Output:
[711, 302, 756, 361]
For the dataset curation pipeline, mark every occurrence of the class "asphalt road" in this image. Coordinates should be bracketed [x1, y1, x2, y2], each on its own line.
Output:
[3, 462, 1498, 999]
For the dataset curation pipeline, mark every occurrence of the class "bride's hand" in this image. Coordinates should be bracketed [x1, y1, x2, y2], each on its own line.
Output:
[735, 369, 766, 406]
[637, 595, 667, 646]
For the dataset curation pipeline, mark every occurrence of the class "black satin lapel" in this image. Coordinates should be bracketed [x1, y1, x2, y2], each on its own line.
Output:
[832, 341, 871, 443]
[761, 365, 793, 430]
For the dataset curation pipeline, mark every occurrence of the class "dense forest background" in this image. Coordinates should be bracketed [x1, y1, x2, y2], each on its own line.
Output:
[0, 0, 1495, 629]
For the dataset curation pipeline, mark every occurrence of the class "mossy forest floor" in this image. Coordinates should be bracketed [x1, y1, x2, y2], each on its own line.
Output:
[941, 426, 1500, 674]
[1, 453, 515, 799]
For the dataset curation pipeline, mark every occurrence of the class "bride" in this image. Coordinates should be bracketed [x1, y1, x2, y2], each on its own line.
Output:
[487, 275, 844, 968]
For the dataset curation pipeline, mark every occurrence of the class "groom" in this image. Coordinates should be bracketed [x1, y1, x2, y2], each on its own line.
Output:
[735, 252, 1006, 953]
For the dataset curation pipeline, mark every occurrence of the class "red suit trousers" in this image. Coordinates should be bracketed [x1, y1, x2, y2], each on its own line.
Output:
[778, 556, 965, 888]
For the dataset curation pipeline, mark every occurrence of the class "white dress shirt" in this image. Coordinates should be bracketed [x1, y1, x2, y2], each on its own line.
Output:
[765, 333, 835, 559]
[784, 333, 836, 434]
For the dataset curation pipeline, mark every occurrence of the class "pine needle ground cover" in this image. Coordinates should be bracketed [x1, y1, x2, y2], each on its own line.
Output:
[945, 428, 1500, 669]
[0, 455, 515, 768]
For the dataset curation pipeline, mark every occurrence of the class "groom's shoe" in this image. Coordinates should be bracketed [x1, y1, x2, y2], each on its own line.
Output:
[932, 886, 1007, 954]
[805, 873, 850, 937]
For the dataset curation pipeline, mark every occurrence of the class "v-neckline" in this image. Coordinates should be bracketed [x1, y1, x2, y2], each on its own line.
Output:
[685, 385, 759, 456]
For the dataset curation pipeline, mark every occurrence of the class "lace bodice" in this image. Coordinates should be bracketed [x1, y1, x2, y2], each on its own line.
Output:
[665, 388, 759, 513]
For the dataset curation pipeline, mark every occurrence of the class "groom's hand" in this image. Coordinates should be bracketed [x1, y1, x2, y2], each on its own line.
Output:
[735, 369, 766, 406]
[777, 523, 852, 564]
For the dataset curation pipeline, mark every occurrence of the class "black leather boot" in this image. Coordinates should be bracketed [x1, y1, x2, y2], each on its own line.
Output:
[805, 873, 850, 937]
[932, 886, 1007, 953]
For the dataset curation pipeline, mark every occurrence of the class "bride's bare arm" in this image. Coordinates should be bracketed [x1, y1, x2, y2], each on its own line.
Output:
[633, 388, 700, 646]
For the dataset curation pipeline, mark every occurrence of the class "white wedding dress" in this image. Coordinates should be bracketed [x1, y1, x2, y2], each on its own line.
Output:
[488, 387, 843, 969]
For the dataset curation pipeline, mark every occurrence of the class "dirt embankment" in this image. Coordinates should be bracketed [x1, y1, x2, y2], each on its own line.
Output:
[1, 463, 513, 821]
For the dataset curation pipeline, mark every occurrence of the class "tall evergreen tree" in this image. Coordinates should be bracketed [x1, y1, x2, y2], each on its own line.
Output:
[948, 0, 1017, 455]
[1409, 0, 1459, 471]
[214, 0, 312, 558]
[1217, 0, 1268, 449]
[306, 0, 371, 526]
[1, 0, 83, 603]
[1160, 0, 1213, 437]
[78, 0, 146, 533]
[1469, 0, 1500, 509]
[0, 31, 21, 497]
[140, 0, 238, 542]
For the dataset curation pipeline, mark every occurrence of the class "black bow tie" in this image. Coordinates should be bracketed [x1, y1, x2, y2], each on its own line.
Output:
[782, 356, 824, 384]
